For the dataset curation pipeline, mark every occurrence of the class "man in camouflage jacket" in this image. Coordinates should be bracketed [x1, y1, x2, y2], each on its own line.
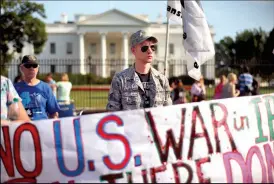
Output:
[106, 30, 172, 111]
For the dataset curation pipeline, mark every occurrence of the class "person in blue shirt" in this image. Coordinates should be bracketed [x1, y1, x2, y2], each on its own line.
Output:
[14, 55, 60, 121]
[238, 66, 253, 96]
[44, 72, 57, 97]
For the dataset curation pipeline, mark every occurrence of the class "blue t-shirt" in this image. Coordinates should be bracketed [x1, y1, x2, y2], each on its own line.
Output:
[14, 81, 60, 121]
[239, 73, 253, 92]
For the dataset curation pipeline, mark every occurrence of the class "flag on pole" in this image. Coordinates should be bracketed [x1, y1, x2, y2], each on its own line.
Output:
[166, 0, 183, 24]
[166, 0, 215, 81]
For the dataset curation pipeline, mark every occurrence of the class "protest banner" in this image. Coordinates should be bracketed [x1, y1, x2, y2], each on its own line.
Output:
[1, 94, 274, 183]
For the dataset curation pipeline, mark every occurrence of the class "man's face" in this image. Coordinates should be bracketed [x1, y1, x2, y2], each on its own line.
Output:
[131, 40, 156, 64]
[20, 63, 39, 79]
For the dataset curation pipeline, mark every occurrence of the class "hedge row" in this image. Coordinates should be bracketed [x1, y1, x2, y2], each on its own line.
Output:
[37, 73, 215, 86]
[37, 73, 112, 85]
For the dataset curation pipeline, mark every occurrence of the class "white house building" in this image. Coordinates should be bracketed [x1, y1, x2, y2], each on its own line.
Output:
[9, 9, 216, 80]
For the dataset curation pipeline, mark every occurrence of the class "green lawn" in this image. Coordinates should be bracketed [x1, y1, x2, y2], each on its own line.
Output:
[71, 91, 109, 109]
[70, 87, 274, 110]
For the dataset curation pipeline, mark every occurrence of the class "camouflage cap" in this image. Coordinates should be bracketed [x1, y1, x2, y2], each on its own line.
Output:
[21, 55, 38, 65]
[130, 30, 158, 48]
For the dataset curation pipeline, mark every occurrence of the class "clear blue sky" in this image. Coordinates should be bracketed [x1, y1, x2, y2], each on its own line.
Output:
[37, 1, 274, 42]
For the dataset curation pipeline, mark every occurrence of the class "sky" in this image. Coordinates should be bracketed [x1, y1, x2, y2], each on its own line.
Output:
[37, 1, 274, 42]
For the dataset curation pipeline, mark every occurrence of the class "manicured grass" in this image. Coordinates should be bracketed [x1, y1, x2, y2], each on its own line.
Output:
[71, 91, 109, 109]
[70, 87, 274, 110]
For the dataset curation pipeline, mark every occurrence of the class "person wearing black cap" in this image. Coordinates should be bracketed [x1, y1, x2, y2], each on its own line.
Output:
[106, 30, 172, 111]
[14, 55, 60, 121]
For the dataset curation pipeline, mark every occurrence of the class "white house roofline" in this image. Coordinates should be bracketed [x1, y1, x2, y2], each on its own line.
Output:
[76, 8, 149, 25]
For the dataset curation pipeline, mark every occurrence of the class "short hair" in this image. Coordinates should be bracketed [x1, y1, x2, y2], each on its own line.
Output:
[61, 73, 69, 81]
[220, 75, 226, 82]
[169, 77, 176, 86]
[14, 75, 22, 83]
[46, 73, 53, 77]
[174, 78, 180, 85]
[227, 73, 237, 82]
[220, 75, 226, 79]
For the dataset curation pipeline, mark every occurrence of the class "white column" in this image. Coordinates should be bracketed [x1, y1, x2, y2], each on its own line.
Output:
[100, 32, 107, 78]
[79, 33, 85, 74]
[123, 32, 129, 70]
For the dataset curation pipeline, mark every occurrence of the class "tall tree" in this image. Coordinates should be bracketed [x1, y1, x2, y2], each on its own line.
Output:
[215, 28, 270, 76]
[261, 28, 274, 75]
[234, 28, 267, 63]
[262, 28, 274, 62]
[0, 0, 47, 74]
[215, 36, 235, 65]
[253, 28, 267, 60]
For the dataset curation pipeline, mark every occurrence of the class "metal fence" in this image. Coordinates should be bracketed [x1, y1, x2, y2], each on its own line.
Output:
[4, 59, 274, 111]
[6, 58, 213, 80]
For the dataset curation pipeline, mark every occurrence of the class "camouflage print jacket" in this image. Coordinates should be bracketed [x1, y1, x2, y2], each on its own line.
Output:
[106, 66, 172, 111]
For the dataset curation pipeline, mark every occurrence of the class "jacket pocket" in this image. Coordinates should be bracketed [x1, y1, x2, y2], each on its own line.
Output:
[122, 92, 139, 106]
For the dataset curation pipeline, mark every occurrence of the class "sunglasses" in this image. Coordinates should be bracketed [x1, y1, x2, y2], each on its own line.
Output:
[24, 64, 38, 69]
[141, 45, 156, 52]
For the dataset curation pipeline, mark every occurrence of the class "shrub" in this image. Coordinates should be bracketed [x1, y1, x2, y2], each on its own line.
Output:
[37, 73, 112, 85]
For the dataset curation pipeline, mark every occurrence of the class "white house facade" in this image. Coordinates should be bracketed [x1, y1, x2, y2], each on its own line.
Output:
[9, 9, 216, 80]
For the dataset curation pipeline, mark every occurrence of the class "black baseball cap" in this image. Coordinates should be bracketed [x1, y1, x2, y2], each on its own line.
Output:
[21, 55, 38, 65]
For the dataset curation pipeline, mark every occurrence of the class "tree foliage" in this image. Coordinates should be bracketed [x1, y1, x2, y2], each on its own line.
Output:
[215, 27, 273, 76]
[234, 28, 267, 62]
[262, 28, 274, 63]
[215, 36, 235, 65]
[0, 0, 47, 71]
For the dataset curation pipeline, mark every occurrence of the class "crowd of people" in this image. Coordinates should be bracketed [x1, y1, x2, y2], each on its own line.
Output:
[13, 68, 73, 104]
[168, 65, 260, 105]
[214, 66, 259, 99]
[1, 55, 74, 125]
[0, 30, 263, 125]
[169, 76, 206, 104]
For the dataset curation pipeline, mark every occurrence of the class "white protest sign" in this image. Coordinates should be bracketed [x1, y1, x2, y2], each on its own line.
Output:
[1, 94, 274, 183]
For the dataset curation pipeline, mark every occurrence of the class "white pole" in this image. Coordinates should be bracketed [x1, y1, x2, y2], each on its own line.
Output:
[164, 17, 170, 77]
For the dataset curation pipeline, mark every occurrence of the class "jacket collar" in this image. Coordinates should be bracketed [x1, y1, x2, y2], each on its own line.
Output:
[128, 63, 161, 80]
[126, 63, 161, 92]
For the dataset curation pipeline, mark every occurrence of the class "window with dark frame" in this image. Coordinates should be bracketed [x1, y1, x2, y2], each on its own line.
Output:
[110, 70, 116, 77]
[169, 64, 174, 76]
[17, 64, 20, 75]
[50, 43, 56, 54]
[169, 43, 174, 55]
[154, 45, 158, 55]
[110, 43, 116, 54]
[67, 42, 73, 54]
[67, 65, 72, 73]
[50, 65, 55, 73]
[90, 43, 96, 54]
